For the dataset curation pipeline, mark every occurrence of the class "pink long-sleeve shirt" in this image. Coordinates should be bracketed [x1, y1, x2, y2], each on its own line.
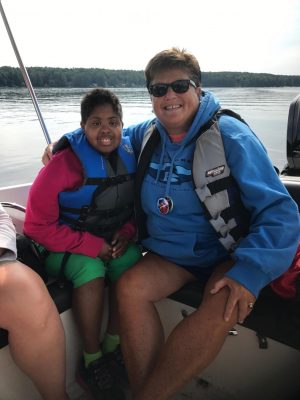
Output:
[24, 148, 136, 257]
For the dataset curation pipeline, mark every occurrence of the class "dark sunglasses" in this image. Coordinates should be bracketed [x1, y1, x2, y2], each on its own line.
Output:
[148, 79, 197, 97]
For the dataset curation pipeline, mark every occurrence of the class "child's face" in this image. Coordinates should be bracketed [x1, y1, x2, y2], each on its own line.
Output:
[82, 104, 123, 155]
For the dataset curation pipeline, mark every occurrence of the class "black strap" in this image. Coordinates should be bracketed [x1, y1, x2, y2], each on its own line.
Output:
[219, 202, 250, 224]
[84, 173, 134, 186]
[229, 224, 248, 242]
[16, 234, 48, 282]
[53, 136, 70, 154]
[206, 176, 235, 195]
[216, 109, 249, 126]
[135, 128, 161, 241]
[60, 204, 130, 217]
[62, 214, 129, 235]
[200, 196, 249, 249]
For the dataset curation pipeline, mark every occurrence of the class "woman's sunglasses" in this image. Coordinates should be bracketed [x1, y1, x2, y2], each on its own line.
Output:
[148, 79, 197, 97]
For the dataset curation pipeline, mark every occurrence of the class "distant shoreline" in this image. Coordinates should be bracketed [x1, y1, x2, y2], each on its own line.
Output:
[1, 66, 300, 88]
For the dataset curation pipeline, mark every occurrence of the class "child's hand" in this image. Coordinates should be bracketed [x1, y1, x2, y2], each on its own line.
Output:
[98, 241, 112, 261]
[111, 234, 128, 259]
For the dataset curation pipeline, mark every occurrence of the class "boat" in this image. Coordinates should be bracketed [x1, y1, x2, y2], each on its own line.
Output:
[1, 98, 300, 400]
[1, 2, 300, 400]
[1, 103, 300, 400]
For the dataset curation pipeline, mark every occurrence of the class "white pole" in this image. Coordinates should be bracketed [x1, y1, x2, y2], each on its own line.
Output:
[0, 0, 51, 144]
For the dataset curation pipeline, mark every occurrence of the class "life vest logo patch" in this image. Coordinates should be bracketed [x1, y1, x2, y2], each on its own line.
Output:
[205, 165, 225, 177]
[123, 144, 134, 154]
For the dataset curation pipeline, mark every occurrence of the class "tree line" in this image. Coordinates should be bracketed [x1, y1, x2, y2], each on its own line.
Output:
[1, 66, 300, 88]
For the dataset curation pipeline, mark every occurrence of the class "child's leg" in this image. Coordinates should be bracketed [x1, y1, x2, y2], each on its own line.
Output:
[72, 277, 105, 354]
[102, 283, 120, 350]
[45, 252, 126, 398]
[103, 244, 142, 351]
[45, 252, 106, 360]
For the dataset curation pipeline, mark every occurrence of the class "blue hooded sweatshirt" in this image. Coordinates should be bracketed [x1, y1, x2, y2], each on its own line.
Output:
[124, 91, 300, 297]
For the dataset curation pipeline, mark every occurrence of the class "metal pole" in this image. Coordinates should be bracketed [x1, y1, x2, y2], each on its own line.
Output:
[0, 0, 51, 144]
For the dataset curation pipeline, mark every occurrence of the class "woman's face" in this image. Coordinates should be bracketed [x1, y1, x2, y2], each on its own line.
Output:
[81, 104, 122, 155]
[149, 68, 201, 135]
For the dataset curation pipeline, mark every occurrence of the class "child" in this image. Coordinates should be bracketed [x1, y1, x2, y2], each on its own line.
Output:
[24, 88, 141, 400]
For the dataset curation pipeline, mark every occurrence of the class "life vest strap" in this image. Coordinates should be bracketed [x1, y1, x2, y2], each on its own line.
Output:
[206, 176, 235, 195]
[84, 173, 134, 187]
[60, 204, 131, 217]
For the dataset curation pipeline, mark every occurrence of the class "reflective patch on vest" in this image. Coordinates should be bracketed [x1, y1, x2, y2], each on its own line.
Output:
[122, 143, 134, 154]
[205, 165, 225, 178]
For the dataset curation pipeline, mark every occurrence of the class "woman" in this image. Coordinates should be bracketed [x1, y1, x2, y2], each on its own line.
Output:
[117, 48, 300, 400]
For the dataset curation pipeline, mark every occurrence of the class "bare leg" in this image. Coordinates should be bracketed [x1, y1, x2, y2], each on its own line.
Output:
[117, 255, 237, 400]
[116, 253, 196, 393]
[106, 282, 119, 335]
[0, 261, 69, 400]
[72, 278, 104, 353]
[135, 260, 236, 400]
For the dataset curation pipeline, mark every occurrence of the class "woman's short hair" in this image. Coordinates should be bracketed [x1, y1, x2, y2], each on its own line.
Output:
[145, 48, 201, 88]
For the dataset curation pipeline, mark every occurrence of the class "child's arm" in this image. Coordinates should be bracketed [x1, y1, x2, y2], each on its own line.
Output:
[24, 149, 105, 258]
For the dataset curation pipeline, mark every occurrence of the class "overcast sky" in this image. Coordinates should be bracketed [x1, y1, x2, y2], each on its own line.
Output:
[1, 0, 299, 75]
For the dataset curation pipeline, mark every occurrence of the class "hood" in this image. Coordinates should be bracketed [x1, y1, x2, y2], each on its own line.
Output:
[155, 90, 221, 144]
[149, 91, 221, 194]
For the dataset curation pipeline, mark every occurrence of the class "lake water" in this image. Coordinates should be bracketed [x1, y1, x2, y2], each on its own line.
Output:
[0, 86, 300, 188]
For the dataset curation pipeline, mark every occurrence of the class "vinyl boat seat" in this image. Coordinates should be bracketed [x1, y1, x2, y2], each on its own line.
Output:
[169, 281, 300, 351]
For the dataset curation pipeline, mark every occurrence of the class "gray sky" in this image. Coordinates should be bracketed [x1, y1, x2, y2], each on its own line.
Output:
[1, 0, 300, 75]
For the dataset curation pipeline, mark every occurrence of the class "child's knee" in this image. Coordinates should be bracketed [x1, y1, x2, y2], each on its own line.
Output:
[107, 244, 142, 282]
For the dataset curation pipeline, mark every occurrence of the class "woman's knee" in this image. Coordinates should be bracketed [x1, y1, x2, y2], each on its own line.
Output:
[0, 262, 53, 328]
[0, 261, 44, 295]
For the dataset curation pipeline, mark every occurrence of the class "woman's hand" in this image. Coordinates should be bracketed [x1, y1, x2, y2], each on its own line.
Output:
[111, 233, 128, 259]
[210, 276, 256, 324]
[42, 143, 54, 165]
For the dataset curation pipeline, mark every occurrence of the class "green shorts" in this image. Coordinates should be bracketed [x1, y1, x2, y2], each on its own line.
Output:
[42, 243, 142, 288]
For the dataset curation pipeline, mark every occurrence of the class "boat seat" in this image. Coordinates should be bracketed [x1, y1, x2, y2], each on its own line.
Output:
[281, 177, 300, 211]
[169, 281, 300, 351]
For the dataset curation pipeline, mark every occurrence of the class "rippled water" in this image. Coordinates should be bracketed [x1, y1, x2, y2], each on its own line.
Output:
[0, 86, 299, 187]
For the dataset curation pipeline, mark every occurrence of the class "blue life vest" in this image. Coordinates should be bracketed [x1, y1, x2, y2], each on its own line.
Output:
[55, 129, 136, 240]
[135, 110, 251, 252]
